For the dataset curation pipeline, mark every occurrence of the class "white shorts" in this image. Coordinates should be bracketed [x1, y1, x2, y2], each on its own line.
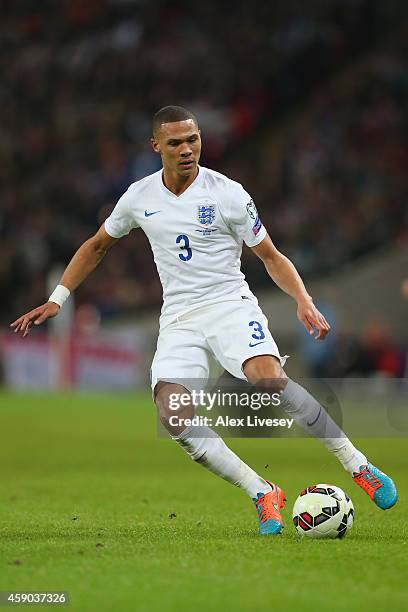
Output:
[151, 298, 286, 394]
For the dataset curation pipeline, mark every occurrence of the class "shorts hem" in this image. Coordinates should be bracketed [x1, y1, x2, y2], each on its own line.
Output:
[240, 352, 289, 378]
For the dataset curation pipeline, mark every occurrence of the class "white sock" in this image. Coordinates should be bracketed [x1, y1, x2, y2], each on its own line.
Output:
[280, 380, 367, 474]
[173, 425, 271, 499]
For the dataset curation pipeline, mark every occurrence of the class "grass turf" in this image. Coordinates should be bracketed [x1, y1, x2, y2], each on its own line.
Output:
[0, 391, 407, 611]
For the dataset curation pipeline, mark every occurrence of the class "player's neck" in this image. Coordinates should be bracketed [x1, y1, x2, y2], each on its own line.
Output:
[162, 166, 199, 196]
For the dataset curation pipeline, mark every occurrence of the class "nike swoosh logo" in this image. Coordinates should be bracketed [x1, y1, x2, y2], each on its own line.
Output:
[307, 407, 321, 427]
[249, 340, 267, 348]
[144, 210, 161, 217]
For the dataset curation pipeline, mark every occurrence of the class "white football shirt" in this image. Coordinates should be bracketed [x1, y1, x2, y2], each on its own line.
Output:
[104, 166, 267, 328]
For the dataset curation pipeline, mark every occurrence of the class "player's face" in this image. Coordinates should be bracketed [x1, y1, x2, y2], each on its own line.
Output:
[151, 120, 201, 177]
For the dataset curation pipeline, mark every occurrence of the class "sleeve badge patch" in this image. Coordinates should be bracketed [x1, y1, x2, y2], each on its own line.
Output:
[252, 216, 262, 236]
[246, 199, 258, 220]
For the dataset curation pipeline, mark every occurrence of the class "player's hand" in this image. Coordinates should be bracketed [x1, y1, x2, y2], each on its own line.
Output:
[10, 302, 60, 337]
[297, 298, 331, 340]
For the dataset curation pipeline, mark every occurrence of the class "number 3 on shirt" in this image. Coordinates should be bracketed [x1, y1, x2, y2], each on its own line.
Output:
[176, 234, 192, 261]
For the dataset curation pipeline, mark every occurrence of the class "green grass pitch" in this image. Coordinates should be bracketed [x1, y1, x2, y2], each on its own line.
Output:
[0, 391, 407, 611]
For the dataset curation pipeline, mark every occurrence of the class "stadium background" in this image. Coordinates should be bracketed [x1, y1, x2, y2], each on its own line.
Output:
[1, 0, 407, 388]
[0, 2, 407, 611]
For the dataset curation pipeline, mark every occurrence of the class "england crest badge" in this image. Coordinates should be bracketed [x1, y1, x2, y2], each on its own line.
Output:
[198, 204, 215, 225]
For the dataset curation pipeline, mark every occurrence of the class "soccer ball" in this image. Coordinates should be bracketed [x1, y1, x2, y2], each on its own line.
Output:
[292, 484, 354, 539]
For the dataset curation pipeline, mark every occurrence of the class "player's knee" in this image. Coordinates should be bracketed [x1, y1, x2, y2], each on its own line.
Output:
[154, 382, 194, 435]
[243, 355, 287, 392]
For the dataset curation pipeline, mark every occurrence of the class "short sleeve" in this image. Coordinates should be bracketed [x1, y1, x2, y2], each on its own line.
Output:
[227, 184, 267, 247]
[104, 187, 139, 238]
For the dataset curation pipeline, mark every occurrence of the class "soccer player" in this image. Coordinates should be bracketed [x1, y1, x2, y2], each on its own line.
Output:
[11, 106, 398, 535]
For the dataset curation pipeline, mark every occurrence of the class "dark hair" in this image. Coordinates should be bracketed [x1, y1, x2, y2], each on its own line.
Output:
[152, 105, 198, 136]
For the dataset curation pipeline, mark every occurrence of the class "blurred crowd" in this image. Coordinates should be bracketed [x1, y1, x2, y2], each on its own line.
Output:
[242, 48, 408, 283]
[298, 314, 407, 378]
[1, 0, 407, 323]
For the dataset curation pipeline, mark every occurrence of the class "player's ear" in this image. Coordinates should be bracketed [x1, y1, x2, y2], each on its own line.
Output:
[151, 137, 160, 153]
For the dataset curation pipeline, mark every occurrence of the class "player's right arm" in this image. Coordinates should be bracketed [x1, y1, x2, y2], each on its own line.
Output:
[10, 225, 119, 337]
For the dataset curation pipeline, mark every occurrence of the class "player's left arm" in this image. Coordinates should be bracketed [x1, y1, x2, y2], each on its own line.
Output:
[251, 233, 331, 340]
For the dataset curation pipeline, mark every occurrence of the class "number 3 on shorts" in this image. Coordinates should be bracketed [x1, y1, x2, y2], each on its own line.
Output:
[176, 234, 192, 261]
[249, 320, 265, 340]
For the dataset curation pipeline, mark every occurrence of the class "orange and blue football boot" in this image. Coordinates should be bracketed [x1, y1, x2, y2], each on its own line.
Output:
[254, 481, 286, 535]
[353, 463, 398, 509]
